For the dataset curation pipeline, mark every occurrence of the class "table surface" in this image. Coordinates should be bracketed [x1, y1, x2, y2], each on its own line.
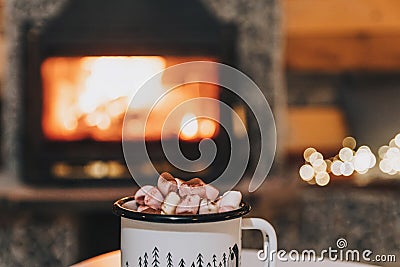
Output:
[70, 250, 380, 267]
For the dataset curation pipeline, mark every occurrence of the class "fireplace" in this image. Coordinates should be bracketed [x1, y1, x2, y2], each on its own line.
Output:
[2, 1, 284, 264]
[21, 0, 237, 184]
[4, 0, 283, 187]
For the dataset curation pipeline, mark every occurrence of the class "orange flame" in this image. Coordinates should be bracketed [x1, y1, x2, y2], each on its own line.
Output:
[41, 56, 220, 141]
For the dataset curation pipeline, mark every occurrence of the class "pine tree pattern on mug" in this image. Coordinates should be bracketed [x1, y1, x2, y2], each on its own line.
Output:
[137, 245, 239, 267]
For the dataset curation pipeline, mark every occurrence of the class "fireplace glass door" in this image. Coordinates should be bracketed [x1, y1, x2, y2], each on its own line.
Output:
[41, 56, 220, 142]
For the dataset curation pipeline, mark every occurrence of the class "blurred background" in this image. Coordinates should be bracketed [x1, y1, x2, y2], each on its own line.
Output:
[0, 0, 399, 266]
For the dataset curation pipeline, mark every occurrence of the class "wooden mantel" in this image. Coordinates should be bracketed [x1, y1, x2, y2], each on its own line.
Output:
[283, 0, 400, 71]
[0, 172, 138, 211]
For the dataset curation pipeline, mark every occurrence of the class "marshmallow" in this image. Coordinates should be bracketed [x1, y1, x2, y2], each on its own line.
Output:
[176, 194, 201, 215]
[199, 199, 219, 214]
[122, 200, 138, 211]
[157, 172, 178, 196]
[144, 187, 164, 210]
[218, 206, 236, 213]
[205, 184, 219, 201]
[161, 192, 181, 215]
[179, 178, 206, 198]
[134, 185, 154, 205]
[218, 191, 242, 209]
[175, 178, 184, 188]
[132, 172, 243, 215]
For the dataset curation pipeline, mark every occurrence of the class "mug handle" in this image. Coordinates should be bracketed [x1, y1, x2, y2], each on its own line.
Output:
[242, 218, 277, 267]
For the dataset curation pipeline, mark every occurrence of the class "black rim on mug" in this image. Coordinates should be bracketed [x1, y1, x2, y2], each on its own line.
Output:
[113, 196, 251, 224]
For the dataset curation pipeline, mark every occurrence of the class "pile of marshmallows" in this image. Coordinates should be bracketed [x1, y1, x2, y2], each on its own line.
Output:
[130, 172, 242, 215]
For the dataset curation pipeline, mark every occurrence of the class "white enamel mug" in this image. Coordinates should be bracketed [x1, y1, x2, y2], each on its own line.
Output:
[114, 196, 277, 267]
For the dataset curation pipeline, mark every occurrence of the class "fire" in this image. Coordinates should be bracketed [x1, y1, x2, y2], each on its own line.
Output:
[43, 56, 165, 134]
[180, 113, 199, 140]
[199, 119, 217, 138]
[41, 56, 220, 141]
[179, 114, 217, 141]
[78, 56, 166, 114]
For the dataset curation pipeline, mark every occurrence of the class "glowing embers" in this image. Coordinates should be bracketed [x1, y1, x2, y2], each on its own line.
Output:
[41, 56, 219, 141]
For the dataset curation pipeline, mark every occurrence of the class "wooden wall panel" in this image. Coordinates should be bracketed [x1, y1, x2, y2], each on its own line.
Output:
[283, 0, 400, 71]
[286, 35, 400, 71]
[285, 106, 348, 154]
[284, 0, 400, 36]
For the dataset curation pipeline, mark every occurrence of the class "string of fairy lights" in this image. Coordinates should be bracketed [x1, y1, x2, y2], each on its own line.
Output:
[298, 135, 400, 186]
[378, 133, 400, 175]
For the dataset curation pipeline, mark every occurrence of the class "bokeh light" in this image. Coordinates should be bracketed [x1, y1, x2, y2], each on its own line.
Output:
[342, 136, 356, 150]
[303, 147, 317, 162]
[339, 147, 353, 162]
[299, 136, 377, 186]
[378, 132, 400, 175]
[299, 164, 314, 181]
[309, 152, 323, 165]
[315, 172, 330, 186]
